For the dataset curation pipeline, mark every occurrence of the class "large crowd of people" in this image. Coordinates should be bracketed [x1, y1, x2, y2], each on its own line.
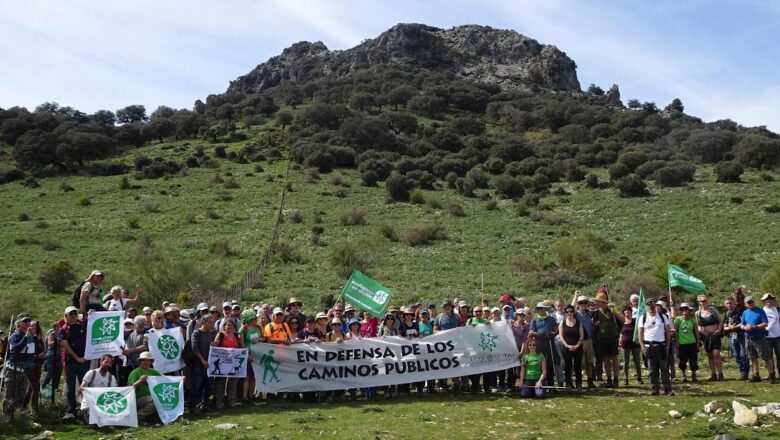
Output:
[1, 270, 779, 426]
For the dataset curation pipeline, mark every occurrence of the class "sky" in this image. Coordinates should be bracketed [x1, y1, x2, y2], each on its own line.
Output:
[1, 0, 778, 132]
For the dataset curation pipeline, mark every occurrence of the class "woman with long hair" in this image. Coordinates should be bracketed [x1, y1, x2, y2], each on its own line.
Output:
[211, 318, 243, 409]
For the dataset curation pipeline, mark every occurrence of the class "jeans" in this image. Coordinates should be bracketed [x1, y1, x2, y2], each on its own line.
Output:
[42, 355, 62, 391]
[519, 379, 545, 398]
[65, 358, 90, 413]
[730, 333, 749, 375]
[190, 362, 213, 407]
[622, 347, 642, 380]
[644, 343, 671, 391]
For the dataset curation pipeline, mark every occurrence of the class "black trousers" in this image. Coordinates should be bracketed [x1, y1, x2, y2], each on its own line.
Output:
[563, 347, 583, 386]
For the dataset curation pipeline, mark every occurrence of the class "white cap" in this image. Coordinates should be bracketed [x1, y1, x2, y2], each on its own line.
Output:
[272, 307, 284, 315]
[223, 301, 232, 308]
[197, 302, 209, 311]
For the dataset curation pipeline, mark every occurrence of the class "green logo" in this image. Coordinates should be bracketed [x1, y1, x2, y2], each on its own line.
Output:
[479, 332, 498, 352]
[91, 316, 120, 345]
[96, 391, 128, 415]
[260, 349, 281, 384]
[157, 334, 180, 360]
[152, 383, 180, 410]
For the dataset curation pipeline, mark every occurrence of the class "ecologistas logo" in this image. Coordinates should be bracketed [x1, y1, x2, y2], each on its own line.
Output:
[91, 316, 120, 344]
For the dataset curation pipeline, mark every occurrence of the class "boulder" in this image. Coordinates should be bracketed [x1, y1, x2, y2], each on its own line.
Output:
[714, 434, 736, 440]
[30, 432, 53, 440]
[704, 400, 723, 414]
[669, 410, 682, 419]
[732, 401, 758, 427]
[215, 423, 239, 430]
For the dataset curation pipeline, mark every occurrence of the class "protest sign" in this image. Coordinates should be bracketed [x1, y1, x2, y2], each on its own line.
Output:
[147, 376, 184, 425]
[82, 386, 137, 427]
[147, 327, 185, 374]
[340, 270, 392, 317]
[251, 320, 519, 393]
[207, 347, 249, 378]
[85, 311, 125, 360]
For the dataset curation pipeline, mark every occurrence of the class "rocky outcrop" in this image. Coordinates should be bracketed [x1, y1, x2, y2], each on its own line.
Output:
[606, 84, 623, 107]
[227, 23, 580, 94]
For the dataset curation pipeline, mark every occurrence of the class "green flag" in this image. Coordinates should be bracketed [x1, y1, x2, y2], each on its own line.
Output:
[667, 263, 707, 293]
[339, 270, 392, 317]
[632, 287, 646, 344]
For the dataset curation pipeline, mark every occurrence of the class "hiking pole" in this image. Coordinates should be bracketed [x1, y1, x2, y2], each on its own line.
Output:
[548, 337, 558, 392]
[0, 316, 12, 393]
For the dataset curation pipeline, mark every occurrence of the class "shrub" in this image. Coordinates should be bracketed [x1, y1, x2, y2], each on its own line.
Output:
[205, 207, 221, 219]
[608, 163, 630, 181]
[765, 204, 780, 213]
[210, 173, 224, 184]
[38, 260, 77, 293]
[328, 171, 343, 186]
[288, 209, 304, 223]
[492, 174, 525, 199]
[449, 203, 466, 217]
[530, 210, 567, 225]
[654, 163, 695, 187]
[142, 201, 161, 213]
[515, 196, 532, 217]
[760, 261, 780, 295]
[185, 213, 197, 223]
[455, 177, 475, 197]
[85, 161, 128, 176]
[484, 200, 498, 210]
[35, 220, 49, 229]
[715, 161, 744, 183]
[223, 178, 240, 189]
[385, 174, 415, 202]
[23, 177, 40, 188]
[409, 188, 425, 205]
[483, 157, 506, 174]
[614, 174, 649, 197]
[18, 213, 29, 222]
[127, 215, 141, 229]
[132, 246, 229, 303]
[119, 176, 131, 190]
[41, 239, 62, 251]
[329, 237, 382, 278]
[215, 145, 227, 158]
[78, 196, 91, 206]
[210, 239, 236, 257]
[59, 181, 75, 192]
[576, 230, 615, 253]
[401, 223, 446, 246]
[729, 196, 743, 204]
[271, 239, 303, 264]
[216, 191, 233, 201]
[377, 224, 398, 241]
[425, 198, 443, 211]
[339, 208, 367, 226]
[361, 170, 379, 187]
[584, 173, 599, 189]
[760, 172, 775, 182]
[0, 168, 25, 184]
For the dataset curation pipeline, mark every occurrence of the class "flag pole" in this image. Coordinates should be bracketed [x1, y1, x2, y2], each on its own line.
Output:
[480, 273, 484, 307]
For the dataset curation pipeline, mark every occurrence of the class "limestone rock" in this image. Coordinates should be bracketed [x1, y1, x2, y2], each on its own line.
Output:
[30, 432, 53, 440]
[227, 23, 581, 94]
[704, 400, 723, 414]
[669, 410, 682, 419]
[605, 84, 623, 107]
[733, 401, 758, 427]
[215, 423, 238, 430]
[715, 434, 736, 440]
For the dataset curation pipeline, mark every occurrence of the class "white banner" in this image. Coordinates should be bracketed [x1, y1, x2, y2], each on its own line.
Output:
[207, 347, 248, 378]
[250, 321, 520, 393]
[82, 386, 138, 427]
[147, 376, 184, 425]
[85, 311, 125, 360]
[147, 327, 185, 374]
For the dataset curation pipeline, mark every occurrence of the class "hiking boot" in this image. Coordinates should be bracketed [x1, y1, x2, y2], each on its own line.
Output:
[587, 379, 596, 389]
[717, 373, 724, 381]
[599, 379, 612, 388]
[750, 375, 761, 383]
[691, 372, 698, 382]
[650, 389, 659, 396]
[664, 389, 675, 396]
[638, 378, 644, 385]
[612, 379, 619, 388]
[739, 373, 749, 381]
[708, 374, 718, 381]
[624, 378, 629, 386]
[770, 375, 777, 385]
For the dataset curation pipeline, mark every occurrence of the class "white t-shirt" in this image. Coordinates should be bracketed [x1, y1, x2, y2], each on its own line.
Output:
[765, 306, 780, 338]
[81, 282, 101, 305]
[80, 369, 116, 409]
[105, 298, 128, 311]
[638, 313, 668, 343]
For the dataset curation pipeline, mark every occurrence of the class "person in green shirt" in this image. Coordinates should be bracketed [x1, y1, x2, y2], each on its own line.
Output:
[519, 338, 547, 398]
[466, 307, 490, 393]
[672, 303, 700, 382]
[128, 351, 162, 421]
[239, 310, 262, 405]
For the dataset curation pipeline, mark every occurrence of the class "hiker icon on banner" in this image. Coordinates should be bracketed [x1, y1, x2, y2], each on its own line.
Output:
[207, 347, 248, 378]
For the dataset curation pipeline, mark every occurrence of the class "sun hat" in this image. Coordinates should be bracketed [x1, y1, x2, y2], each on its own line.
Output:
[240, 310, 257, 324]
[491, 307, 500, 313]
[576, 295, 589, 303]
[411, 302, 421, 308]
[164, 306, 179, 314]
[331, 317, 343, 325]
[517, 309, 526, 315]
[595, 292, 608, 302]
[127, 307, 136, 313]
[143, 307, 153, 313]
[315, 312, 329, 321]
[288, 297, 303, 306]
[441, 299, 454, 308]
[500, 294, 512, 303]
[222, 301, 232, 309]
[197, 303, 209, 311]
[458, 300, 468, 308]
[402, 307, 415, 315]
[645, 297, 655, 305]
[761, 293, 776, 300]
[85, 270, 104, 281]
[209, 306, 219, 313]
[655, 300, 667, 308]
[345, 305, 356, 312]
[272, 307, 284, 316]
[139, 352, 154, 361]
[535, 302, 548, 309]
[679, 302, 691, 310]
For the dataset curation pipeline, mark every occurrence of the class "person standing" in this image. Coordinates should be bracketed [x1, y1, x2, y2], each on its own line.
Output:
[191, 314, 216, 412]
[433, 300, 462, 391]
[592, 292, 624, 388]
[41, 320, 63, 396]
[559, 305, 584, 391]
[572, 294, 597, 388]
[211, 319, 243, 409]
[466, 307, 490, 392]
[673, 303, 700, 382]
[59, 307, 89, 420]
[122, 317, 147, 387]
[724, 296, 749, 380]
[638, 299, 674, 395]
[741, 296, 776, 383]
[2, 314, 35, 415]
[762, 293, 780, 379]
[695, 294, 724, 381]
[619, 306, 642, 386]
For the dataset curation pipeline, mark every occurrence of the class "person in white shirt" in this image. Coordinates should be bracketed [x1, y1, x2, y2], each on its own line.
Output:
[79, 354, 117, 423]
[762, 293, 780, 377]
[638, 299, 673, 396]
[104, 284, 142, 312]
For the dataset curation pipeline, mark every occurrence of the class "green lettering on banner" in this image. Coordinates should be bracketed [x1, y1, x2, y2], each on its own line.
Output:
[91, 316, 120, 345]
[339, 270, 393, 317]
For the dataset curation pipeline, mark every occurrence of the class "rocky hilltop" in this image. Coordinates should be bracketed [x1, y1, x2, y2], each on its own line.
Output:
[227, 23, 580, 94]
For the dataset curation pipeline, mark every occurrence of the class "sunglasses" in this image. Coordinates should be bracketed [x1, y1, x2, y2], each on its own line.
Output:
[289, 321, 299, 325]
[566, 310, 574, 314]
[578, 301, 588, 305]
[68, 311, 78, 316]
[699, 300, 707, 303]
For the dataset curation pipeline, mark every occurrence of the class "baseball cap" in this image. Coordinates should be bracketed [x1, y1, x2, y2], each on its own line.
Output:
[143, 306, 153, 313]
[64, 306, 79, 315]
[535, 302, 548, 309]
[272, 307, 284, 315]
[458, 300, 468, 308]
[491, 307, 500, 313]
[85, 270, 104, 281]
[196, 302, 209, 311]
[655, 300, 666, 308]
[679, 302, 691, 309]
[441, 300, 454, 308]
[16, 313, 31, 322]
[745, 296, 755, 305]
[500, 294, 511, 303]
[232, 304, 241, 310]
[222, 301, 232, 309]
[502, 304, 511, 310]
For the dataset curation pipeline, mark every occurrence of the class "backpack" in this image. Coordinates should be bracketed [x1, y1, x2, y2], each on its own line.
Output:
[71, 281, 87, 308]
[181, 335, 195, 366]
[85, 368, 113, 388]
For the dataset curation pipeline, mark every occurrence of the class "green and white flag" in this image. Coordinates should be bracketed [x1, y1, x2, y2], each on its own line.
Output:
[147, 327, 185, 374]
[632, 288, 646, 344]
[82, 386, 137, 427]
[147, 376, 184, 425]
[85, 311, 125, 360]
[339, 270, 393, 317]
[667, 263, 707, 293]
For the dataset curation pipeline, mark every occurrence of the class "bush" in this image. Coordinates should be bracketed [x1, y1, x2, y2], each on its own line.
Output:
[409, 188, 425, 205]
[425, 199, 443, 210]
[608, 162, 630, 181]
[614, 174, 648, 197]
[765, 204, 780, 213]
[216, 191, 233, 201]
[18, 213, 29, 222]
[449, 203, 466, 217]
[38, 260, 77, 293]
[492, 174, 525, 199]
[78, 196, 91, 206]
[142, 201, 161, 213]
[288, 209, 304, 223]
[515, 196, 532, 217]
[361, 170, 379, 187]
[584, 173, 599, 189]
[215, 145, 227, 158]
[339, 208, 367, 226]
[205, 207, 221, 219]
[715, 161, 744, 183]
[401, 223, 446, 246]
[85, 161, 128, 176]
[760, 261, 780, 295]
[35, 220, 49, 229]
[0, 168, 25, 184]
[223, 178, 241, 189]
[210, 239, 236, 257]
[127, 215, 141, 229]
[328, 171, 343, 186]
[529, 210, 567, 225]
[59, 181, 75, 192]
[377, 224, 398, 241]
[329, 237, 382, 278]
[654, 163, 695, 187]
[41, 239, 62, 251]
[385, 174, 415, 202]
[119, 176, 131, 190]
[23, 177, 40, 188]
[484, 200, 498, 210]
[729, 196, 743, 204]
[132, 246, 229, 303]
